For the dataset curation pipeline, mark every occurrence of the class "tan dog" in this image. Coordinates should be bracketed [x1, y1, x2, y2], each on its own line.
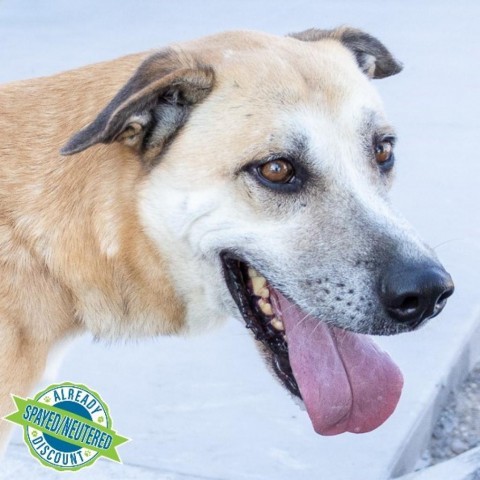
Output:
[0, 27, 453, 453]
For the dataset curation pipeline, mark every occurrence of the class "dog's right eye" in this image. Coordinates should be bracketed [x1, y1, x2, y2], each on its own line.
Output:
[258, 159, 295, 184]
[374, 138, 396, 173]
[375, 141, 393, 164]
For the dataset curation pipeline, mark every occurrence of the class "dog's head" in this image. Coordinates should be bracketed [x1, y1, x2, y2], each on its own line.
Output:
[62, 27, 454, 435]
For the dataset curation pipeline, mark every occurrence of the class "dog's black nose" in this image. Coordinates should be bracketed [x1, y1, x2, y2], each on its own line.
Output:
[381, 263, 454, 328]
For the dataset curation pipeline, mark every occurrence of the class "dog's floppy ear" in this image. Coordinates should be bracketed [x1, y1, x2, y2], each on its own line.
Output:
[61, 49, 214, 162]
[289, 26, 402, 79]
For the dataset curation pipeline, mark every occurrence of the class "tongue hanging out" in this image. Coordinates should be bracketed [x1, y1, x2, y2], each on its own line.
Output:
[275, 291, 404, 435]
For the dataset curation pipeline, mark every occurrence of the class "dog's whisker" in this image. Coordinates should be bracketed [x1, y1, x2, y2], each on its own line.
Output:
[292, 307, 317, 334]
[308, 315, 324, 340]
[432, 237, 463, 250]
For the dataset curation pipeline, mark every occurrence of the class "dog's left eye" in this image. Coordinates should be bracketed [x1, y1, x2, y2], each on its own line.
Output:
[258, 159, 295, 184]
[247, 156, 304, 193]
[374, 141, 394, 171]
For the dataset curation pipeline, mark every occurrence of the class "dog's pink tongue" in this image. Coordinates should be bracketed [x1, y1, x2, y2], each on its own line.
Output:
[277, 294, 403, 435]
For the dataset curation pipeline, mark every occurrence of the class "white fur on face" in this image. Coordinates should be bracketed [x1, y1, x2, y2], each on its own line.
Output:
[139, 174, 233, 334]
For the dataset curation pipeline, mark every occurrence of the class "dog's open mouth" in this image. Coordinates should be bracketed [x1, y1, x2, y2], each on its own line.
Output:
[222, 254, 404, 435]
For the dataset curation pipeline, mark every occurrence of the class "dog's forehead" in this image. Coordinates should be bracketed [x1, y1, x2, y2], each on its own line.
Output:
[206, 42, 372, 126]
[186, 31, 378, 106]
[196, 33, 379, 127]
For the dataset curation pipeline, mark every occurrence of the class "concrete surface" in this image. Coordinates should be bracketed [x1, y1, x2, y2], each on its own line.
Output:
[428, 363, 480, 464]
[1, 1, 479, 479]
[399, 446, 480, 480]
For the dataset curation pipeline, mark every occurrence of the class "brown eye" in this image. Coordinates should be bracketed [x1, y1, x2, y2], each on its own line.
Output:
[375, 141, 393, 165]
[258, 159, 294, 184]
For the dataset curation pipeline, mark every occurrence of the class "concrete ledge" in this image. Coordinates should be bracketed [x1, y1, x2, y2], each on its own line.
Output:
[397, 446, 480, 480]
[390, 310, 480, 478]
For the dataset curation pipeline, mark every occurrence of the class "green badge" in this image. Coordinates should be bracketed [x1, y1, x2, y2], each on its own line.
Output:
[4, 382, 129, 471]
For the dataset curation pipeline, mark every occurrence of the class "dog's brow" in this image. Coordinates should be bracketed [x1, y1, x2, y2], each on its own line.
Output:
[375, 126, 397, 144]
[288, 133, 309, 155]
[254, 133, 309, 162]
[362, 109, 396, 140]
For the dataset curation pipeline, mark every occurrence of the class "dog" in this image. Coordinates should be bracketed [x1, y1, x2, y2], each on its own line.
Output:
[0, 26, 454, 453]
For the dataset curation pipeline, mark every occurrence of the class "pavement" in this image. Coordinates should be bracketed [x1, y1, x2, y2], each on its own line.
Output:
[1, 1, 480, 479]
[428, 364, 480, 465]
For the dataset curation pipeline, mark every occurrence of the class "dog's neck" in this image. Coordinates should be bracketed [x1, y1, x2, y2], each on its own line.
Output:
[2, 146, 187, 342]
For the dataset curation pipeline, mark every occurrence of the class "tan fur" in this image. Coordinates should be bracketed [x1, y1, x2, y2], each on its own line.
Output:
[0, 29, 402, 450]
[0, 52, 190, 445]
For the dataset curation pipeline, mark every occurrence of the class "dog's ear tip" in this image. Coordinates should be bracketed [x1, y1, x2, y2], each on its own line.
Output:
[377, 58, 403, 79]
[392, 63, 403, 76]
[59, 136, 84, 156]
[60, 136, 92, 156]
[372, 59, 403, 79]
[59, 144, 75, 156]
[395, 60, 404, 73]
[60, 124, 103, 156]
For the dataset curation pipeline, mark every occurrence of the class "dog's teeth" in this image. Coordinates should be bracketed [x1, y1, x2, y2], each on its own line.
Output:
[252, 276, 266, 290]
[270, 317, 285, 331]
[252, 276, 267, 293]
[248, 267, 259, 278]
[257, 287, 270, 299]
[258, 298, 273, 316]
